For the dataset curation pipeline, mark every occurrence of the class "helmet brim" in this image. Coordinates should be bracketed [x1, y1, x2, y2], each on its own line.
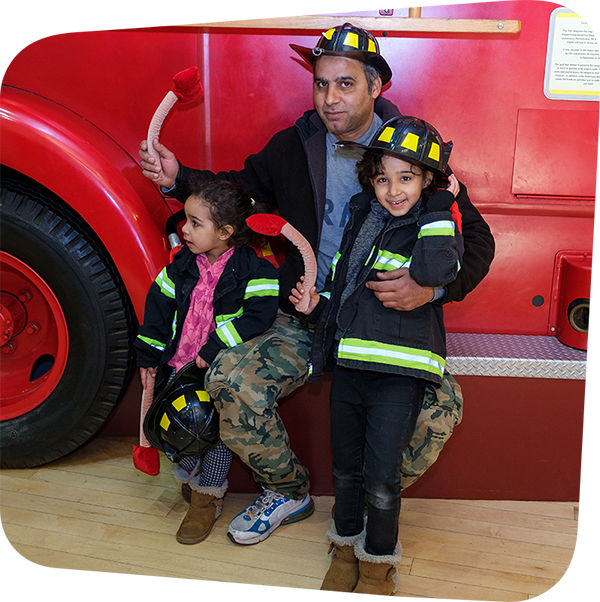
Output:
[336, 139, 451, 178]
[290, 43, 392, 86]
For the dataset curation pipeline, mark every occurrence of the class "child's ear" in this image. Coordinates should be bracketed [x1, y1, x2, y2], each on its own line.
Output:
[219, 225, 234, 241]
[423, 171, 433, 188]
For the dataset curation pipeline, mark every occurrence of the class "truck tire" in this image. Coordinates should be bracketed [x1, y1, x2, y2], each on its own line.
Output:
[0, 175, 136, 468]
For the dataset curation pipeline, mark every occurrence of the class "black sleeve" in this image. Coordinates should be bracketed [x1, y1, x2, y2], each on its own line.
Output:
[133, 264, 177, 368]
[442, 181, 495, 304]
[410, 193, 464, 288]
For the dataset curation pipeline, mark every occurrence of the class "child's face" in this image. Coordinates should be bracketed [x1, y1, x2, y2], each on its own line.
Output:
[181, 196, 231, 262]
[370, 154, 433, 217]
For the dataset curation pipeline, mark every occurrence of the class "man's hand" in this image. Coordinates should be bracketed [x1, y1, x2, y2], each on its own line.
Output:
[139, 139, 179, 189]
[365, 267, 435, 311]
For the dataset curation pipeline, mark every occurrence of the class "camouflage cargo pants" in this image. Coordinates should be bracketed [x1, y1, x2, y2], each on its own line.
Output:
[205, 310, 463, 499]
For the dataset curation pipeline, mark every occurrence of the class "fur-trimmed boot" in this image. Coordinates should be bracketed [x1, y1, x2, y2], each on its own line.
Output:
[172, 458, 202, 504]
[320, 524, 363, 592]
[353, 534, 402, 595]
[176, 480, 227, 545]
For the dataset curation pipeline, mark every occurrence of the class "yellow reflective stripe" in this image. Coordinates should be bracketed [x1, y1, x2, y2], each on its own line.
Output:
[155, 268, 176, 299]
[137, 334, 166, 352]
[171, 311, 177, 340]
[330, 252, 341, 281]
[371, 249, 411, 272]
[216, 321, 243, 347]
[338, 337, 445, 378]
[216, 308, 243, 325]
[244, 278, 279, 299]
[418, 220, 456, 238]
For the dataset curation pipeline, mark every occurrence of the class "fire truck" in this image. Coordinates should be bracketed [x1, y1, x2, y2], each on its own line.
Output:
[0, 2, 596, 501]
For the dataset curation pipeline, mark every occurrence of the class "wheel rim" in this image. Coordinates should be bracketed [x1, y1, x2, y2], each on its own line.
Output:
[0, 251, 69, 420]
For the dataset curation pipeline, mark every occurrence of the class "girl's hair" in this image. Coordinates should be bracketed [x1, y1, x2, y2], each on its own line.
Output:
[356, 149, 449, 205]
[186, 175, 267, 248]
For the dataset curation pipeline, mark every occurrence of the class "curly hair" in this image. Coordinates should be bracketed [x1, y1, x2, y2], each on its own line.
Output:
[356, 149, 449, 205]
[186, 176, 267, 248]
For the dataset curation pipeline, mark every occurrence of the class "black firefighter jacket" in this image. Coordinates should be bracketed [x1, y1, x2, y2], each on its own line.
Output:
[134, 245, 279, 389]
[307, 188, 464, 387]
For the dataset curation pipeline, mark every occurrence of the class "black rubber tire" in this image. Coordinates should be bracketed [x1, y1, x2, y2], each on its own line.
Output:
[0, 174, 136, 468]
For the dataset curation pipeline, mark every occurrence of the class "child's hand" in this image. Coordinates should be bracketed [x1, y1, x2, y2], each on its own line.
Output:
[195, 356, 210, 370]
[289, 276, 320, 315]
[446, 174, 460, 197]
[139, 367, 157, 389]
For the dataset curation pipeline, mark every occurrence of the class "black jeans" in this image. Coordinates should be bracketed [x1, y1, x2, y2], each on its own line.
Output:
[330, 364, 425, 556]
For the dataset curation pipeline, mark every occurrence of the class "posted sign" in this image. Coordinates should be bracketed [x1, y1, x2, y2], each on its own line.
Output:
[544, 7, 599, 100]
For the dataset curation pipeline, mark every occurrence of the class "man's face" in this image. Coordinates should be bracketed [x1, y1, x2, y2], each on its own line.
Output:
[313, 55, 382, 141]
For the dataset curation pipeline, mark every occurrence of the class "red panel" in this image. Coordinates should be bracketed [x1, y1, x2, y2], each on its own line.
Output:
[512, 109, 599, 197]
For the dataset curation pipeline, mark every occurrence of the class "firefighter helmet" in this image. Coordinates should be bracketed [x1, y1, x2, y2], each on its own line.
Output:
[290, 23, 392, 85]
[339, 115, 453, 176]
[143, 361, 219, 463]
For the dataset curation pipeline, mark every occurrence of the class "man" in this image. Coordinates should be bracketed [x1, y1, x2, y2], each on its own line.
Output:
[139, 23, 495, 546]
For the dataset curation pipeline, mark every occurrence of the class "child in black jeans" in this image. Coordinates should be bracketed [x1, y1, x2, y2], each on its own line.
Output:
[290, 116, 463, 595]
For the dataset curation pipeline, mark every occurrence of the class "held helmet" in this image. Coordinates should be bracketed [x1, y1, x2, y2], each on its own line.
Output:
[338, 115, 453, 176]
[143, 361, 219, 463]
[290, 23, 392, 85]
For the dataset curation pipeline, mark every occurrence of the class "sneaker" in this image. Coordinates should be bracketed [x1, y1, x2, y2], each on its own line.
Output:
[227, 489, 314, 545]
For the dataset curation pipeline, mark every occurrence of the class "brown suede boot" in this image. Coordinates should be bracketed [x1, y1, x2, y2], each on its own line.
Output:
[320, 525, 362, 592]
[176, 483, 227, 545]
[181, 483, 192, 503]
[353, 535, 402, 595]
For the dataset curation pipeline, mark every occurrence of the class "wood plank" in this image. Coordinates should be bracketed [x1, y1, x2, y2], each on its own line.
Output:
[10, 545, 318, 602]
[410, 557, 557, 596]
[400, 508, 577, 548]
[0, 474, 178, 517]
[403, 498, 579, 534]
[6, 523, 323, 589]
[410, 498, 573, 520]
[399, 523, 575, 565]
[397, 573, 529, 601]
[186, 15, 521, 35]
[402, 540, 569, 581]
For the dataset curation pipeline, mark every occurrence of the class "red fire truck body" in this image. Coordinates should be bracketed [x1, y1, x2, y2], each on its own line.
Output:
[1, 2, 595, 500]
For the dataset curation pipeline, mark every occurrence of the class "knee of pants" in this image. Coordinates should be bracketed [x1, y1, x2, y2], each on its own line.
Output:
[364, 479, 402, 511]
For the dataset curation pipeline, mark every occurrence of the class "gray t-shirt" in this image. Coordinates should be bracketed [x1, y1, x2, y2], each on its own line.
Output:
[316, 114, 383, 290]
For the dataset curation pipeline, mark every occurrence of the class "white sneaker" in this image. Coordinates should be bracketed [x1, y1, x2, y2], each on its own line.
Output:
[227, 489, 314, 545]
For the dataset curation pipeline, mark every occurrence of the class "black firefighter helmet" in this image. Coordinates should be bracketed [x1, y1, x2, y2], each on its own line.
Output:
[143, 361, 219, 463]
[337, 115, 453, 177]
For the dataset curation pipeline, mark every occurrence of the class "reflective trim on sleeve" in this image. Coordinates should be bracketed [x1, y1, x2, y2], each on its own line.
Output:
[155, 268, 176, 299]
[137, 334, 166, 352]
[371, 249, 411, 271]
[418, 220, 456, 238]
[216, 308, 243, 326]
[215, 320, 243, 347]
[244, 278, 279, 299]
[330, 252, 341, 281]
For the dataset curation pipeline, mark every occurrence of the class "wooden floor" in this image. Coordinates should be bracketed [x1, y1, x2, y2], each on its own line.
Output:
[0, 436, 578, 600]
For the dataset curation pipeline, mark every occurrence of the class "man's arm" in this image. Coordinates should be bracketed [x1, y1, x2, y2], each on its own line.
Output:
[365, 180, 494, 310]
